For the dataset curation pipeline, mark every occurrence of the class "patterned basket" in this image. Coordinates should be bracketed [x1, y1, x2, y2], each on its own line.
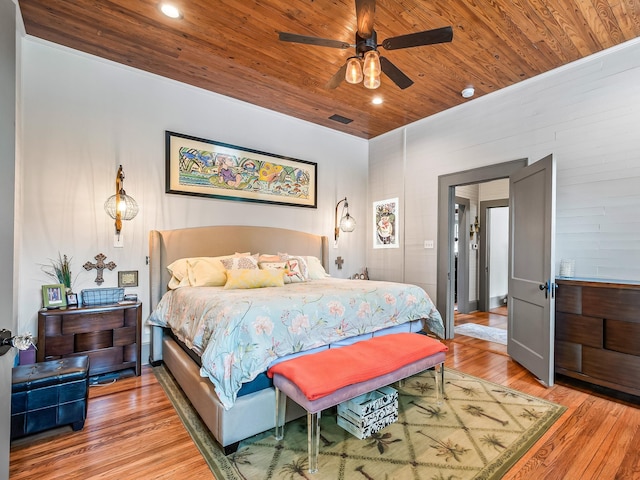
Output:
[81, 288, 125, 306]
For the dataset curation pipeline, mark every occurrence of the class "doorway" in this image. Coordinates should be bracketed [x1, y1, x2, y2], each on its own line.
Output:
[436, 159, 527, 339]
[479, 199, 509, 313]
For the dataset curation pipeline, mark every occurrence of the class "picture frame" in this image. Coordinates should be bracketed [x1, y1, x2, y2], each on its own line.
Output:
[118, 270, 139, 287]
[42, 284, 67, 309]
[373, 198, 400, 249]
[66, 292, 79, 307]
[166, 131, 317, 208]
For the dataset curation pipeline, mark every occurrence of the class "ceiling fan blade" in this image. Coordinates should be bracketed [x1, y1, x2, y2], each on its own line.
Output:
[380, 56, 414, 90]
[355, 0, 376, 39]
[382, 26, 453, 50]
[278, 32, 351, 49]
[325, 63, 348, 89]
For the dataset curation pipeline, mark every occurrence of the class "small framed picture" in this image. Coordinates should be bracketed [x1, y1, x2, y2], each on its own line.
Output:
[66, 292, 79, 307]
[118, 270, 139, 287]
[42, 284, 67, 309]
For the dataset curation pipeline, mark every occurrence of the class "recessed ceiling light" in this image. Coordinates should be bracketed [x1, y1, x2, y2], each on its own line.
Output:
[160, 3, 182, 19]
[461, 87, 475, 98]
[372, 96, 383, 105]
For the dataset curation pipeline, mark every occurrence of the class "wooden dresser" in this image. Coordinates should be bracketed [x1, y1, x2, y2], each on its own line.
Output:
[555, 279, 640, 396]
[37, 302, 142, 377]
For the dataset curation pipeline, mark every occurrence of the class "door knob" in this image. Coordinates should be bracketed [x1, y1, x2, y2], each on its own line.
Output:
[539, 282, 549, 298]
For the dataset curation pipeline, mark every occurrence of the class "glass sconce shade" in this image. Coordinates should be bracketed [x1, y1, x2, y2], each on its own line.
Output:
[340, 213, 356, 232]
[104, 193, 139, 221]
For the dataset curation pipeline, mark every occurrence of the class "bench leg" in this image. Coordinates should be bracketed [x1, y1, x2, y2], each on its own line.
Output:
[435, 363, 445, 405]
[307, 411, 321, 473]
[275, 387, 286, 441]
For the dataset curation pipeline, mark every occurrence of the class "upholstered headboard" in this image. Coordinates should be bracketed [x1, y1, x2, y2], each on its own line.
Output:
[148, 225, 329, 311]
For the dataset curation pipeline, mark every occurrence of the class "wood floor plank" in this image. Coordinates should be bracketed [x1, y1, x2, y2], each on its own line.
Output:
[580, 406, 640, 479]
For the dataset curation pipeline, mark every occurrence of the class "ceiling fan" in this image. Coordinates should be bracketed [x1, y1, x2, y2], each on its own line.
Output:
[278, 0, 453, 90]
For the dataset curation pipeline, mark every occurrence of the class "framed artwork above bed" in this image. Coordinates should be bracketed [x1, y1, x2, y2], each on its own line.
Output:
[165, 131, 317, 208]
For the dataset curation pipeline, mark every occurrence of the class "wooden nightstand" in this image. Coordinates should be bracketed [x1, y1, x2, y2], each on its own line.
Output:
[37, 302, 142, 377]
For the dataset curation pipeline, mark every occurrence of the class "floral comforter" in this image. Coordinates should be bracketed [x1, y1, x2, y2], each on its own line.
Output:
[148, 278, 443, 409]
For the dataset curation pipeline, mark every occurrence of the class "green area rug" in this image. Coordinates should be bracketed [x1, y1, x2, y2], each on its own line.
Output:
[154, 365, 565, 479]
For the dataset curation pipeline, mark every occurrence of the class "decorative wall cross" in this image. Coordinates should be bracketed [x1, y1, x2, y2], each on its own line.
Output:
[335, 256, 344, 270]
[83, 253, 117, 285]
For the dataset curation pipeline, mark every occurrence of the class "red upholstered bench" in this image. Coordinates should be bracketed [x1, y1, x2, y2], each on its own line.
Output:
[267, 332, 448, 473]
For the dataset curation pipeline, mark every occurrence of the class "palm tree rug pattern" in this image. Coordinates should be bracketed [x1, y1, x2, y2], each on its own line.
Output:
[154, 366, 565, 480]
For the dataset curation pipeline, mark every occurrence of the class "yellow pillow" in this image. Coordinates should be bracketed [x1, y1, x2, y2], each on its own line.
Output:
[168, 275, 191, 290]
[224, 269, 285, 289]
[167, 258, 189, 282]
[187, 258, 227, 287]
[167, 255, 235, 289]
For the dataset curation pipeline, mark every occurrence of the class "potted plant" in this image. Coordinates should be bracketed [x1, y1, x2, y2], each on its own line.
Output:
[42, 253, 74, 292]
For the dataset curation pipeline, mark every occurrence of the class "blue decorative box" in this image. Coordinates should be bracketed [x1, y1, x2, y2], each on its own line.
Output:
[81, 287, 124, 306]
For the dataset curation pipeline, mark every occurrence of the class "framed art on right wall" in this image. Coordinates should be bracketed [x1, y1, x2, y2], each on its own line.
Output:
[373, 198, 399, 249]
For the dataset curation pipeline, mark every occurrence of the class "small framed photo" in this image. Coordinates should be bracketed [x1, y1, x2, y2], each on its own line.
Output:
[118, 270, 139, 287]
[42, 284, 67, 309]
[66, 292, 79, 307]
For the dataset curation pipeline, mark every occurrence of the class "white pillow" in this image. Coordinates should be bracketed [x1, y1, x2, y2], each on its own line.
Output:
[305, 256, 329, 279]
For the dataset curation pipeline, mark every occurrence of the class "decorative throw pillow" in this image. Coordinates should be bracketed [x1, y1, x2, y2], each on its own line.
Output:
[224, 268, 285, 289]
[278, 253, 309, 281]
[259, 261, 288, 271]
[282, 258, 306, 283]
[220, 255, 259, 270]
[187, 258, 227, 287]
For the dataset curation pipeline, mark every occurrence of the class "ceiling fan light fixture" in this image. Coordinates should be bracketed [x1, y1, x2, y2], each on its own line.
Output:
[345, 57, 363, 84]
[362, 50, 381, 77]
[363, 73, 380, 90]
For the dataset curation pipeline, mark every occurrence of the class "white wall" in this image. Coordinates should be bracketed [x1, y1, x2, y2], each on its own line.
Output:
[488, 207, 509, 303]
[18, 38, 369, 348]
[369, 37, 640, 300]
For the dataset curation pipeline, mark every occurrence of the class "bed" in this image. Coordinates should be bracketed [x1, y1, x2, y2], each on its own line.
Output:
[148, 225, 443, 452]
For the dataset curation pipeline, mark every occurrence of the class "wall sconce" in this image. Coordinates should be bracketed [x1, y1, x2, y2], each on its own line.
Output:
[104, 165, 139, 237]
[470, 215, 480, 239]
[335, 197, 356, 243]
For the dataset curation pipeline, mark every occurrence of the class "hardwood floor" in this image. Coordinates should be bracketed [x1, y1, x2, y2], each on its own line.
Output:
[9, 371, 214, 479]
[10, 313, 640, 479]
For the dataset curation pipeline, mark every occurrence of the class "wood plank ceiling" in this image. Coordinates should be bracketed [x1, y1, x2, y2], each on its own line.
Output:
[18, 0, 640, 139]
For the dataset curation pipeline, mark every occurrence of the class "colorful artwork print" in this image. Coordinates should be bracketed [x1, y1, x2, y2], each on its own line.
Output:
[373, 198, 399, 249]
[166, 131, 317, 208]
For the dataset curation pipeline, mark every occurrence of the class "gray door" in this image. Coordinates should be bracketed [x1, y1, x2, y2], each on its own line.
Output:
[0, 0, 16, 476]
[508, 154, 556, 386]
